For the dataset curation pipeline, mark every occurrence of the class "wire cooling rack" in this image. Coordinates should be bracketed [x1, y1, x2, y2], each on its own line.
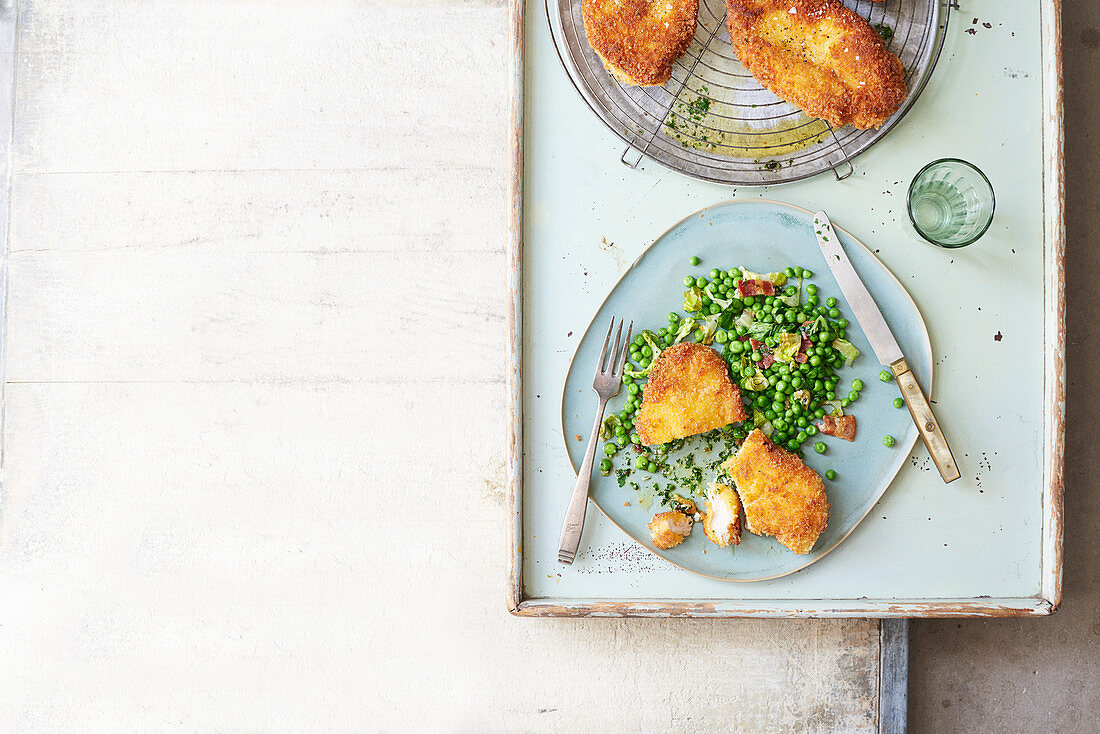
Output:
[547, 0, 950, 185]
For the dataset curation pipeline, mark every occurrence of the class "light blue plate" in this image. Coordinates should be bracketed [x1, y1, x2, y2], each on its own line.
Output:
[561, 200, 933, 581]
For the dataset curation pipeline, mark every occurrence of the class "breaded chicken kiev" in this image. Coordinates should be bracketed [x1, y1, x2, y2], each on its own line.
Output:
[648, 510, 693, 549]
[721, 429, 829, 554]
[635, 343, 747, 445]
[583, 0, 699, 86]
[725, 0, 906, 129]
[701, 481, 742, 547]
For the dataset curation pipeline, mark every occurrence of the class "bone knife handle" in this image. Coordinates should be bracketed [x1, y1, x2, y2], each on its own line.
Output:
[891, 358, 960, 484]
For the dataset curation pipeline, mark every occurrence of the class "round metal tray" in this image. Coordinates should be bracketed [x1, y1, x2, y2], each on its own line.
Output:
[547, 0, 950, 185]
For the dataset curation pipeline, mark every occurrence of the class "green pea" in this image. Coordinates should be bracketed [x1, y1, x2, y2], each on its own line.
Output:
[825, 469, 837, 480]
[805, 284, 818, 295]
[879, 370, 893, 382]
[826, 296, 837, 307]
[806, 425, 818, 436]
[683, 276, 695, 287]
[689, 256, 701, 266]
[634, 456, 647, 469]
[729, 340, 744, 354]
[841, 398, 850, 407]
[614, 425, 626, 437]
[893, 397, 905, 408]
[814, 441, 827, 454]
[714, 330, 728, 344]
[828, 308, 841, 318]
[796, 431, 808, 443]
[604, 443, 617, 456]
[837, 318, 849, 328]
[793, 267, 805, 277]
[633, 334, 645, 347]
[628, 383, 639, 395]
[630, 432, 640, 444]
[743, 296, 755, 306]
[883, 435, 896, 448]
[852, 379, 864, 391]
[802, 269, 813, 278]
[709, 304, 721, 315]
[847, 390, 858, 401]
[783, 267, 795, 277]
[709, 268, 720, 279]
[647, 461, 658, 473]
[599, 458, 613, 473]
[695, 276, 708, 288]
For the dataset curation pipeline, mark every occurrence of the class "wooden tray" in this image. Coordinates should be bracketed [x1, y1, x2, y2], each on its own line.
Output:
[506, 0, 1064, 617]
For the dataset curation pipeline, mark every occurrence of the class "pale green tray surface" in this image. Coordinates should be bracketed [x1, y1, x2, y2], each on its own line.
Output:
[522, 0, 1045, 602]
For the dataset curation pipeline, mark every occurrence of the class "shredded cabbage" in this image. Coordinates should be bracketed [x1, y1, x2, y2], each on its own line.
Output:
[833, 338, 860, 367]
[699, 315, 720, 345]
[683, 287, 704, 312]
[741, 370, 769, 391]
[738, 268, 788, 287]
[670, 317, 697, 345]
[772, 332, 802, 364]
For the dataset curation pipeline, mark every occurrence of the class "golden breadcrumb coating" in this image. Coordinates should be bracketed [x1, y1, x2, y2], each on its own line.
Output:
[725, 0, 906, 129]
[721, 429, 829, 554]
[648, 510, 693, 549]
[582, 0, 699, 86]
[702, 481, 742, 547]
[635, 343, 747, 445]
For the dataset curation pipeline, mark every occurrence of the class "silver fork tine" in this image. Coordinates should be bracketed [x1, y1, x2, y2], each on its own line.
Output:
[614, 321, 633, 377]
[606, 319, 623, 373]
[596, 318, 614, 376]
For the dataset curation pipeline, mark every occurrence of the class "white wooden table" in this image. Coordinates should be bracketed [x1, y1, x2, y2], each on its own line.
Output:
[0, 2, 897, 731]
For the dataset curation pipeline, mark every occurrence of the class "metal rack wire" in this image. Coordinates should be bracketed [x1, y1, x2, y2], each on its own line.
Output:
[546, 0, 951, 185]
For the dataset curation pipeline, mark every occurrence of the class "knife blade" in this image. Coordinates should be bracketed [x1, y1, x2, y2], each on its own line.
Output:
[812, 212, 903, 366]
[812, 211, 960, 484]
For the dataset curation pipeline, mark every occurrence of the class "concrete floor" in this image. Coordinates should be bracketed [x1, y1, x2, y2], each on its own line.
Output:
[908, 2, 1100, 730]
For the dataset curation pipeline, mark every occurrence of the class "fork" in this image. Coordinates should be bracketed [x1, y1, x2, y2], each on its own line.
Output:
[558, 317, 632, 564]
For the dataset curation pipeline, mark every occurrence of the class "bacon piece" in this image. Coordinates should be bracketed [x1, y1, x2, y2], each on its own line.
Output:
[736, 279, 775, 297]
[749, 338, 774, 368]
[794, 336, 812, 364]
[818, 414, 857, 442]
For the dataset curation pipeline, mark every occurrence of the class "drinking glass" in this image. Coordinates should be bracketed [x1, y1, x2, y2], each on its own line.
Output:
[907, 158, 995, 248]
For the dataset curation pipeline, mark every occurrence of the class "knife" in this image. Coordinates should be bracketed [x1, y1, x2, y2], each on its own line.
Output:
[813, 211, 960, 483]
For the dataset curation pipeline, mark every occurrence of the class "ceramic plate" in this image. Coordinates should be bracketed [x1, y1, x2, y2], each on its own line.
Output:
[561, 200, 932, 581]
